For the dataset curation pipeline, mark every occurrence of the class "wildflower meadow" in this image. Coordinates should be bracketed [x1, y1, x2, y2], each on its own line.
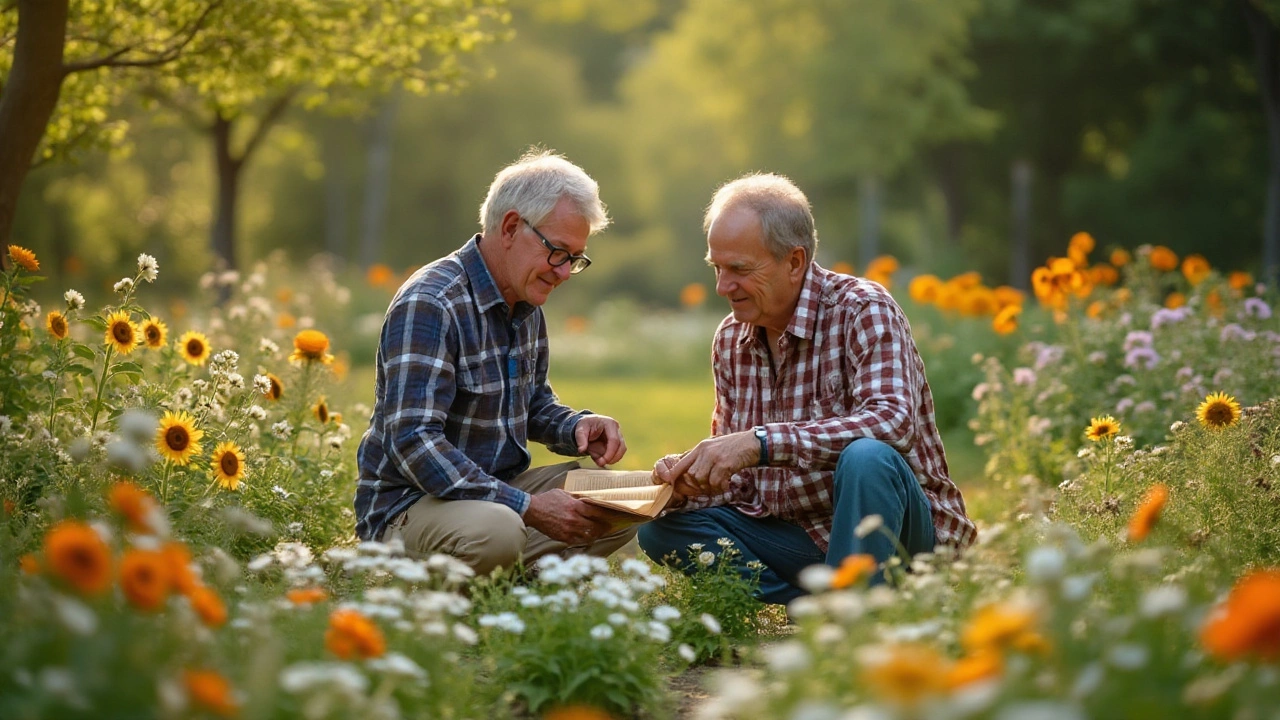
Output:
[3, 234, 1280, 720]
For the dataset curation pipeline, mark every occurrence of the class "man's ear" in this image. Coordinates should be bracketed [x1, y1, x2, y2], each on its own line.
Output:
[499, 210, 522, 247]
[788, 247, 808, 279]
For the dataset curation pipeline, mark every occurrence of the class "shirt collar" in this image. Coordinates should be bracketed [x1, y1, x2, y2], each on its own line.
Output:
[462, 234, 536, 322]
[736, 261, 826, 348]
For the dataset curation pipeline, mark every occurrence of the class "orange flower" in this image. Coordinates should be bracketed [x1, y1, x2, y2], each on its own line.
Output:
[1200, 569, 1280, 662]
[679, 282, 707, 308]
[908, 274, 943, 305]
[945, 652, 1002, 689]
[262, 372, 284, 401]
[109, 480, 159, 534]
[1127, 483, 1169, 543]
[289, 329, 334, 364]
[44, 520, 112, 595]
[1181, 254, 1212, 286]
[325, 609, 385, 659]
[1067, 232, 1095, 265]
[860, 643, 950, 707]
[1110, 247, 1131, 267]
[960, 286, 999, 317]
[1164, 291, 1186, 309]
[276, 287, 294, 304]
[120, 548, 171, 611]
[1149, 245, 1178, 272]
[276, 312, 297, 329]
[3, 499, 14, 515]
[543, 707, 618, 720]
[20, 553, 40, 575]
[7, 244, 40, 273]
[184, 669, 238, 717]
[993, 285, 1025, 309]
[1228, 271, 1253, 291]
[162, 541, 201, 596]
[1088, 263, 1119, 287]
[366, 263, 395, 288]
[564, 316, 589, 334]
[866, 255, 900, 279]
[287, 587, 329, 606]
[190, 585, 228, 627]
[992, 305, 1021, 335]
[831, 554, 877, 589]
[831, 261, 855, 276]
[961, 602, 1045, 655]
[1086, 300, 1106, 319]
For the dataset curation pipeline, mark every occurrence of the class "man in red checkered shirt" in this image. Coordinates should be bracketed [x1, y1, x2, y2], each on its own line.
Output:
[638, 173, 976, 605]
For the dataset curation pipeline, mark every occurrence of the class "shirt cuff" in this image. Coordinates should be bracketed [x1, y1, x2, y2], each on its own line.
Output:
[496, 484, 532, 516]
[761, 422, 794, 465]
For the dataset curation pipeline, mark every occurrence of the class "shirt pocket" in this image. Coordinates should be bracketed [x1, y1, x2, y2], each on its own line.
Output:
[456, 356, 504, 397]
[807, 370, 848, 420]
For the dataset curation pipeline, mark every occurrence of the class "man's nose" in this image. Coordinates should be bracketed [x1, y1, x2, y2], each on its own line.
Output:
[715, 275, 733, 296]
[553, 262, 573, 281]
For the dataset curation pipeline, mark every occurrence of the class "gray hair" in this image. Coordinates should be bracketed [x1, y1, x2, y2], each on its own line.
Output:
[479, 148, 610, 235]
[704, 173, 817, 261]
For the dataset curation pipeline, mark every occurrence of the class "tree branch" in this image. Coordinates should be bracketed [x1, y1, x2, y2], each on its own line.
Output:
[235, 89, 298, 166]
[61, 0, 221, 75]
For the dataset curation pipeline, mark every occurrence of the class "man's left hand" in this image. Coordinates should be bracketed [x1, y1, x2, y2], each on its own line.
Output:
[660, 431, 760, 496]
[575, 415, 627, 467]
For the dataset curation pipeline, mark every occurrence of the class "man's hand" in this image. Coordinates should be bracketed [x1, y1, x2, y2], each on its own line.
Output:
[575, 415, 626, 467]
[656, 431, 759, 497]
[524, 489, 615, 545]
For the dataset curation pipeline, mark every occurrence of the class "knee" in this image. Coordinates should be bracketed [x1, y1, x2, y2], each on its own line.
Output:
[446, 505, 527, 576]
[836, 439, 899, 479]
[637, 517, 685, 565]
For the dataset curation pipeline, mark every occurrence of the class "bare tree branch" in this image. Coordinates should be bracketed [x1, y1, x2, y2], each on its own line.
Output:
[61, 0, 221, 75]
[235, 89, 298, 165]
[139, 86, 213, 131]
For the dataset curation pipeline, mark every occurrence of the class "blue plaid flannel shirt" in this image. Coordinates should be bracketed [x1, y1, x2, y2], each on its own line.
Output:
[355, 235, 589, 541]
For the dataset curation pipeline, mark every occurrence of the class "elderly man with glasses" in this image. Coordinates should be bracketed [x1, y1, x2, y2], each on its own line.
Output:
[355, 149, 635, 575]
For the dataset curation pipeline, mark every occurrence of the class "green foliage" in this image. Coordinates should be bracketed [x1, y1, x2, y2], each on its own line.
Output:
[649, 540, 764, 664]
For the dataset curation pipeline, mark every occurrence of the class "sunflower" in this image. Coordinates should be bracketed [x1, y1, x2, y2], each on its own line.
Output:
[183, 669, 238, 718]
[189, 585, 227, 627]
[210, 441, 245, 490]
[1127, 483, 1169, 543]
[6, 244, 39, 273]
[43, 520, 112, 596]
[263, 372, 284, 401]
[119, 548, 171, 612]
[156, 410, 204, 465]
[104, 310, 140, 354]
[1197, 391, 1242, 430]
[141, 317, 168, 350]
[176, 330, 212, 366]
[314, 397, 330, 424]
[46, 310, 69, 340]
[1085, 415, 1120, 442]
[289, 329, 334, 364]
[325, 608, 386, 660]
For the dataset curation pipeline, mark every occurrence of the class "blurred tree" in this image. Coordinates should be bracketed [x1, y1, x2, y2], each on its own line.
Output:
[1243, 0, 1280, 278]
[0, 0, 509, 271]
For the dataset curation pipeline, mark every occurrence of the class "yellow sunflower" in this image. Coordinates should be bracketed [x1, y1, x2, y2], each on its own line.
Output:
[46, 311, 69, 340]
[141, 317, 168, 350]
[6, 244, 39, 273]
[104, 310, 140, 354]
[177, 331, 212, 366]
[289, 329, 334, 364]
[314, 397, 330, 424]
[1197, 392, 1242, 430]
[263, 372, 283, 401]
[1085, 415, 1120, 442]
[156, 411, 204, 465]
[210, 441, 246, 491]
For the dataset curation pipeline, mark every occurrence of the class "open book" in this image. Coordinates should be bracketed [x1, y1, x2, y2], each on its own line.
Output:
[563, 469, 673, 520]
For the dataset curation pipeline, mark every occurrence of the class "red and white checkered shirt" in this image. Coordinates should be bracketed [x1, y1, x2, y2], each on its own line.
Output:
[684, 262, 977, 552]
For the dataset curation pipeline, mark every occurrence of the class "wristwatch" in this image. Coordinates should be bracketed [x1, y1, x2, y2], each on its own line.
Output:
[753, 426, 769, 466]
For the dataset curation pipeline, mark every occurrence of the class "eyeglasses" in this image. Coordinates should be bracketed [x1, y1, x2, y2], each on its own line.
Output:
[523, 218, 592, 274]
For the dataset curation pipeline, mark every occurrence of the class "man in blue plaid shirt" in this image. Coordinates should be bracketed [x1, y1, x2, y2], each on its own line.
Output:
[356, 150, 635, 575]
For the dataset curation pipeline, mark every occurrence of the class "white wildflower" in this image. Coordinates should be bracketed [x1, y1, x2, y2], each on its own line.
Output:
[113, 277, 134, 294]
[1139, 584, 1187, 618]
[590, 624, 615, 641]
[1025, 546, 1067, 584]
[63, 289, 85, 311]
[646, 621, 672, 642]
[1170, 421, 1185, 433]
[137, 253, 159, 282]
[271, 420, 293, 440]
[797, 563, 835, 593]
[764, 640, 811, 673]
[1107, 644, 1149, 670]
[678, 644, 696, 663]
[367, 652, 427, 682]
[0, 415, 12, 434]
[700, 613, 721, 634]
[697, 551, 716, 566]
[653, 605, 681, 623]
[854, 514, 884, 538]
[248, 405, 267, 420]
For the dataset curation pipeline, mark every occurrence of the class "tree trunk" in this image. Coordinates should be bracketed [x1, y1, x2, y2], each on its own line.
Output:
[211, 113, 240, 271]
[932, 145, 966, 247]
[0, 0, 70, 247]
[1243, 0, 1280, 282]
[360, 94, 398, 268]
[322, 122, 349, 259]
[1010, 158, 1034, 290]
[857, 173, 881, 268]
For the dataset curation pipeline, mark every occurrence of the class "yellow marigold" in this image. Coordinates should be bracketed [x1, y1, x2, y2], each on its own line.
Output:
[1164, 291, 1186, 309]
[210, 441, 246, 491]
[1197, 391, 1241, 430]
[935, 282, 963, 312]
[1127, 483, 1169, 543]
[177, 330, 212, 366]
[7, 244, 40, 273]
[679, 282, 707, 308]
[325, 608, 386, 660]
[190, 585, 228, 627]
[961, 602, 1045, 655]
[313, 397, 330, 425]
[1085, 415, 1120, 442]
[1068, 231, 1095, 258]
[104, 310, 140, 354]
[866, 255, 900, 278]
[183, 669, 238, 717]
[860, 643, 950, 707]
[262, 372, 284, 401]
[1149, 245, 1178, 272]
[1088, 263, 1119, 287]
[992, 305, 1021, 335]
[156, 410, 204, 465]
[951, 271, 983, 289]
[120, 548, 171, 612]
[46, 310, 69, 340]
[1200, 569, 1280, 662]
[289, 329, 334, 364]
[961, 286, 999, 317]
[1181, 253, 1212, 286]
[831, 261, 855, 275]
[44, 520, 112, 596]
[1110, 247, 1131, 267]
[287, 587, 329, 606]
[109, 480, 159, 534]
[1228, 271, 1253, 291]
[831, 554, 877, 589]
[908, 274, 943, 305]
[141, 317, 168, 350]
[161, 541, 200, 596]
[993, 285, 1025, 309]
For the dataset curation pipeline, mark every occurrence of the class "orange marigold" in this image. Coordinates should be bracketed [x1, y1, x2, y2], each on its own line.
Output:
[1110, 247, 1131, 267]
[161, 541, 201, 596]
[945, 652, 1003, 689]
[1127, 483, 1169, 543]
[908, 274, 943, 305]
[190, 585, 228, 627]
[860, 643, 951, 707]
[1228, 271, 1253, 291]
[325, 608, 385, 659]
[44, 520, 112, 595]
[184, 669, 238, 717]
[1164, 291, 1186, 309]
[20, 553, 40, 575]
[1181, 253, 1212, 286]
[961, 602, 1045, 655]
[679, 282, 707, 308]
[7, 244, 40, 273]
[1200, 569, 1280, 662]
[831, 554, 878, 589]
[120, 548, 171, 612]
[543, 707, 618, 720]
[992, 305, 1021, 335]
[109, 480, 159, 534]
[289, 329, 334, 364]
[1148, 245, 1178, 272]
[287, 587, 330, 606]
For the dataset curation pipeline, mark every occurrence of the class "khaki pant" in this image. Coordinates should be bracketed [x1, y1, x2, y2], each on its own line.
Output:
[385, 461, 639, 576]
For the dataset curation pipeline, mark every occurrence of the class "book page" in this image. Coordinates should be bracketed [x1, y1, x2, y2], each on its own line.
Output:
[562, 469, 654, 493]
[574, 485, 665, 502]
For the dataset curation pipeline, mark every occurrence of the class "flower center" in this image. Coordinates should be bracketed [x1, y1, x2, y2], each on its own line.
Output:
[1207, 405, 1232, 425]
[220, 452, 239, 476]
[112, 322, 133, 343]
[186, 339, 204, 357]
[166, 427, 189, 452]
[146, 326, 160, 343]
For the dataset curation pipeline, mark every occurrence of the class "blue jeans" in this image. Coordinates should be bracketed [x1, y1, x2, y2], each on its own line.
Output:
[637, 438, 936, 605]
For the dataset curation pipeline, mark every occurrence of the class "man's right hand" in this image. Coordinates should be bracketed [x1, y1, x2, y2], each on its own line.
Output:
[524, 489, 614, 545]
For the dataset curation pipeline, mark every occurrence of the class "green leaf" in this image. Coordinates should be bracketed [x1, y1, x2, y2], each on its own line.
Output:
[111, 361, 143, 375]
[64, 364, 95, 377]
[82, 315, 107, 332]
[71, 343, 97, 361]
